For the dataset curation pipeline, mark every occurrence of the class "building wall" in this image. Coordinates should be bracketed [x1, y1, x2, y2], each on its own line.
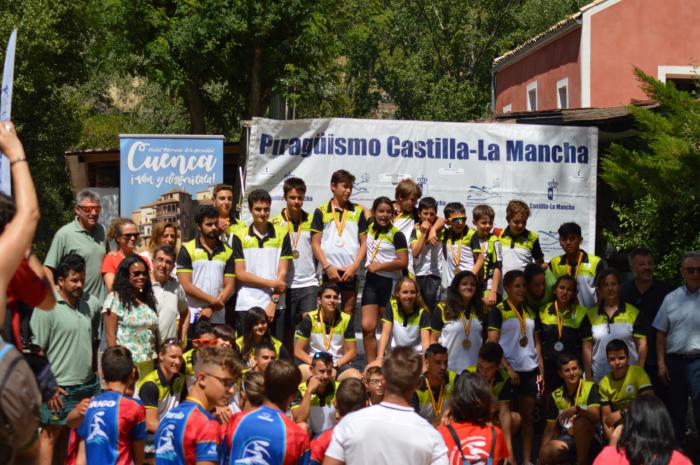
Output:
[589, 0, 700, 107]
[495, 27, 582, 113]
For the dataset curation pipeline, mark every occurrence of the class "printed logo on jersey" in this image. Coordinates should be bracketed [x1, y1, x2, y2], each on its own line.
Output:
[234, 439, 273, 465]
[449, 436, 490, 465]
[155, 424, 177, 461]
[86, 411, 110, 445]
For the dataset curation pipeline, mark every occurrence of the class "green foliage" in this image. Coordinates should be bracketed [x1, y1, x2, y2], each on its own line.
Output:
[602, 69, 700, 284]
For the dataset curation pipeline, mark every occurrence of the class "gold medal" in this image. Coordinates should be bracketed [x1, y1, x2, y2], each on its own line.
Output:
[292, 250, 300, 259]
[519, 336, 528, 347]
[462, 339, 471, 349]
[507, 300, 529, 349]
[284, 209, 303, 259]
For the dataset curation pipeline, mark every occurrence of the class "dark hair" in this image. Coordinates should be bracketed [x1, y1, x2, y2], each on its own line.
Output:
[449, 372, 493, 426]
[478, 342, 504, 364]
[214, 324, 236, 345]
[425, 343, 448, 360]
[247, 189, 271, 208]
[154, 244, 177, 261]
[503, 269, 526, 289]
[112, 255, 157, 312]
[553, 274, 577, 297]
[241, 307, 272, 360]
[618, 396, 677, 465]
[195, 205, 219, 225]
[55, 253, 86, 283]
[556, 352, 580, 370]
[240, 371, 265, 407]
[149, 222, 178, 253]
[101, 346, 135, 383]
[330, 169, 355, 185]
[444, 202, 466, 219]
[265, 360, 302, 406]
[596, 267, 621, 289]
[628, 247, 653, 264]
[212, 183, 234, 198]
[606, 338, 629, 357]
[311, 351, 334, 368]
[0, 193, 16, 233]
[253, 342, 276, 356]
[336, 378, 367, 417]
[283, 177, 307, 196]
[444, 271, 483, 320]
[194, 321, 216, 339]
[557, 222, 582, 238]
[384, 346, 422, 397]
[418, 196, 437, 212]
[472, 204, 495, 221]
[318, 281, 341, 298]
[523, 264, 544, 285]
[371, 196, 393, 212]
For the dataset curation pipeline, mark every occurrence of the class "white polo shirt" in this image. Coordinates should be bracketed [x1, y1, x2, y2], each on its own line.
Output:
[325, 401, 448, 465]
[365, 222, 408, 279]
[410, 227, 443, 278]
[151, 277, 188, 340]
[271, 209, 319, 289]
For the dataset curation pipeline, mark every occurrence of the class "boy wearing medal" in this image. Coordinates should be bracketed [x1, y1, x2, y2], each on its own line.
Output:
[441, 202, 484, 286]
[213, 183, 246, 247]
[539, 353, 600, 465]
[291, 351, 340, 436]
[498, 201, 546, 294]
[271, 177, 320, 351]
[310, 170, 368, 315]
[549, 222, 602, 309]
[232, 189, 292, 336]
[411, 197, 444, 312]
[413, 343, 457, 425]
[472, 204, 503, 307]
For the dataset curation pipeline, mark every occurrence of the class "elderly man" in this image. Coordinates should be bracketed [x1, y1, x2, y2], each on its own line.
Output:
[654, 251, 700, 444]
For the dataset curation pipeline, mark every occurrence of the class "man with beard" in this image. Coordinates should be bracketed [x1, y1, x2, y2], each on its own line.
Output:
[176, 205, 236, 327]
[31, 254, 102, 465]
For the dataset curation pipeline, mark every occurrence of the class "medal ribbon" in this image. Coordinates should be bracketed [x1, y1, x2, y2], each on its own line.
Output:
[369, 228, 385, 263]
[318, 309, 335, 351]
[459, 309, 473, 341]
[331, 201, 348, 241]
[554, 301, 566, 341]
[569, 251, 584, 278]
[449, 231, 464, 268]
[506, 300, 527, 338]
[426, 377, 445, 420]
[284, 209, 302, 254]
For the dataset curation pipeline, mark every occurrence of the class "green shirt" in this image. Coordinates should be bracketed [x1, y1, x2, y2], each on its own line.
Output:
[44, 219, 107, 301]
[598, 365, 652, 412]
[31, 293, 101, 386]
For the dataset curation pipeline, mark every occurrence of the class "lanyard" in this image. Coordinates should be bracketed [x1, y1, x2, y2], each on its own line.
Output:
[568, 379, 583, 407]
[506, 300, 527, 337]
[283, 209, 303, 252]
[426, 377, 445, 420]
[554, 301, 569, 341]
[449, 231, 464, 268]
[459, 309, 474, 339]
[318, 309, 335, 350]
[331, 200, 348, 239]
[369, 228, 385, 263]
[569, 252, 584, 278]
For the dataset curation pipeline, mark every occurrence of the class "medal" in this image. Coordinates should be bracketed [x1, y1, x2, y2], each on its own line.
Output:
[292, 250, 299, 259]
[368, 228, 385, 265]
[284, 209, 303, 260]
[553, 301, 567, 353]
[331, 200, 348, 249]
[459, 310, 474, 350]
[554, 341, 564, 352]
[425, 377, 445, 422]
[519, 336, 528, 347]
[462, 339, 471, 349]
[335, 239, 345, 248]
[507, 300, 529, 349]
[448, 231, 464, 269]
[318, 309, 335, 351]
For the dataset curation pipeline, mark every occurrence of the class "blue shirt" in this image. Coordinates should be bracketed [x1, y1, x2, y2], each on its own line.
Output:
[154, 400, 221, 465]
[653, 286, 700, 355]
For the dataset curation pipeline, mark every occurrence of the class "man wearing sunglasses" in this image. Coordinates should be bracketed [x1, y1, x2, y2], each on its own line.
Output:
[654, 250, 700, 445]
[44, 189, 107, 302]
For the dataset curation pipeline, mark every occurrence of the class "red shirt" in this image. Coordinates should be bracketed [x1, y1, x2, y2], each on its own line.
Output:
[594, 446, 692, 465]
[7, 258, 49, 350]
[437, 422, 509, 465]
[101, 251, 126, 275]
[310, 428, 333, 464]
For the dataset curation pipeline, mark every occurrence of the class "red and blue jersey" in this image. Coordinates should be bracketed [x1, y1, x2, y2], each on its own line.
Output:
[75, 390, 147, 465]
[222, 406, 310, 465]
[154, 399, 222, 465]
[309, 427, 333, 465]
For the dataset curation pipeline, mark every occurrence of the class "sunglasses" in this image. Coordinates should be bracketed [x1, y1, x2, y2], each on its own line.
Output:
[130, 270, 148, 277]
[204, 372, 236, 389]
[313, 351, 333, 360]
[121, 233, 139, 239]
[160, 338, 182, 350]
[684, 267, 700, 275]
[77, 205, 101, 214]
[193, 337, 219, 346]
[449, 216, 467, 224]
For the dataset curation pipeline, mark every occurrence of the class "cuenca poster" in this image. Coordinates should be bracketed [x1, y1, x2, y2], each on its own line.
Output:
[246, 117, 598, 260]
[119, 134, 224, 247]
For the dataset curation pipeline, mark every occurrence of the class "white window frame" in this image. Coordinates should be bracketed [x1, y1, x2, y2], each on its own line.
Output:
[526, 81, 538, 111]
[658, 65, 699, 83]
[556, 78, 569, 109]
[502, 104, 512, 114]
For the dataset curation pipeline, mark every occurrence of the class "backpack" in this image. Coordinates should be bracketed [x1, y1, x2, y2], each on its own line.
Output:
[0, 341, 42, 448]
[446, 424, 497, 465]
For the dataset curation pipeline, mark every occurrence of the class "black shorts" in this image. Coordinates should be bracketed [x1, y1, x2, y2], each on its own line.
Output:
[514, 369, 539, 397]
[544, 363, 563, 392]
[360, 272, 394, 307]
[416, 275, 441, 312]
[553, 432, 576, 460]
[322, 271, 357, 293]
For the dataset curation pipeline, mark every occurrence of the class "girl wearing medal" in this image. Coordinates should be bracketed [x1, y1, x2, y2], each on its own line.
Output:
[236, 307, 289, 368]
[487, 269, 544, 465]
[430, 270, 486, 373]
[294, 282, 361, 381]
[360, 197, 409, 363]
[539, 275, 590, 391]
[370, 277, 431, 367]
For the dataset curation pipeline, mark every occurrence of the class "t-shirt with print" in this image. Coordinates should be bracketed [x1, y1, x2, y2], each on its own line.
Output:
[487, 300, 539, 372]
[464, 365, 512, 403]
[295, 310, 355, 363]
[310, 200, 368, 268]
[154, 399, 222, 465]
[498, 227, 544, 289]
[546, 380, 600, 431]
[393, 209, 418, 275]
[365, 221, 408, 279]
[441, 227, 482, 285]
[382, 296, 430, 352]
[437, 423, 508, 465]
[598, 365, 652, 412]
[271, 209, 319, 289]
[431, 302, 485, 373]
[478, 234, 502, 292]
[291, 381, 339, 435]
[593, 446, 692, 465]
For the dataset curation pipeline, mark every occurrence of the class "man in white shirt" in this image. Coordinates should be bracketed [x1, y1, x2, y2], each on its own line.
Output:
[323, 346, 448, 465]
[152, 245, 188, 340]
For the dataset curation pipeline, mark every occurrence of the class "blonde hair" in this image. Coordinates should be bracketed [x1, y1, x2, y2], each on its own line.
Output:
[472, 204, 495, 221]
[395, 178, 422, 200]
[107, 217, 136, 242]
[392, 277, 428, 313]
[149, 221, 178, 253]
[506, 199, 530, 221]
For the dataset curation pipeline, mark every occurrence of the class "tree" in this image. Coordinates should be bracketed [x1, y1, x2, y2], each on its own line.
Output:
[602, 69, 700, 283]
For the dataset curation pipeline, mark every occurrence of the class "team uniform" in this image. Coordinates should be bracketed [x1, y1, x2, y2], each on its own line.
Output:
[437, 423, 508, 465]
[291, 381, 339, 436]
[381, 296, 430, 352]
[176, 237, 235, 325]
[478, 233, 503, 296]
[310, 427, 333, 465]
[538, 302, 590, 388]
[232, 222, 293, 311]
[465, 365, 513, 405]
[441, 227, 482, 286]
[235, 335, 287, 366]
[154, 399, 222, 465]
[361, 222, 408, 308]
[598, 365, 652, 413]
[487, 301, 540, 396]
[498, 227, 544, 290]
[295, 309, 355, 368]
[222, 406, 310, 465]
[549, 251, 602, 309]
[310, 200, 368, 292]
[431, 302, 485, 373]
[220, 217, 247, 248]
[393, 209, 418, 276]
[410, 225, 444, 312]
[76, 390, 147, 465]
[546, 380, 601, 453]
[413, 371, 458, 425]
[582, 302, 648, 381]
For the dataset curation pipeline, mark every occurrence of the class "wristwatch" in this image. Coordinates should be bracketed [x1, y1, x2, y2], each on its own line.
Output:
[271, 295, 280, 304]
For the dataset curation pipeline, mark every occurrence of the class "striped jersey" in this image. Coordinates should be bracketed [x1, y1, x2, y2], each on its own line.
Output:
[382, 296, 430, 352]
[310, 200, 368, 268]
[271, 210, 318, 289]
[154, 400, 222, 465]
[295, 310, 355, 363]
[549, 251, 602, 309]
[431, 302, 485, 373]
[365, 222, 408, 279]
[440, 227, 482, 285]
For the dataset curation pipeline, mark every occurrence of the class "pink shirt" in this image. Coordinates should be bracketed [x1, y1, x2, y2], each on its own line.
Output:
[594, 446, 692, 465]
